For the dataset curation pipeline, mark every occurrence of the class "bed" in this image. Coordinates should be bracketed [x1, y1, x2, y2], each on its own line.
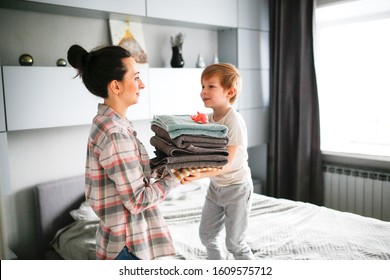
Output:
[34, 175, 390, 260]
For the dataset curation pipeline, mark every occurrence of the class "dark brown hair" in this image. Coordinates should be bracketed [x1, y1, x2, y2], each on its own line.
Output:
[67, 44, 131, 98]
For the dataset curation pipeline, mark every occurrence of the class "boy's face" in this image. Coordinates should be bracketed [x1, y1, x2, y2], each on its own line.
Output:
[201, 76, 232, 109]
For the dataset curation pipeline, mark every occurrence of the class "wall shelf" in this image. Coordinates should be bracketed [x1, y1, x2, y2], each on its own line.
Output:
[1, 66, 213, 131]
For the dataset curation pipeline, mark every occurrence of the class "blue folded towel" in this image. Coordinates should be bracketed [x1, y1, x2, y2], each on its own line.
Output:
[151, 115, 228, 139]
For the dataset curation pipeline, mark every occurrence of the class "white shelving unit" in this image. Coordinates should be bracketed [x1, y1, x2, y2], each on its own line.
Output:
[1, 66, 213, 131]
[149, 68, 211, 116]
[2, 66, 100, 131]
[0, 0, 270, 190]
[22, 0, 146, 16]
[146, 0, 237, 28]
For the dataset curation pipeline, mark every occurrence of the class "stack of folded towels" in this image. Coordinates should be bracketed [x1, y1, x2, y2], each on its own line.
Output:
[150, 114, 229, 181]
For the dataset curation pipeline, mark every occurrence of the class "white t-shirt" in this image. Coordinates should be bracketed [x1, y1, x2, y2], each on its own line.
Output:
[208, 108, 251, 187]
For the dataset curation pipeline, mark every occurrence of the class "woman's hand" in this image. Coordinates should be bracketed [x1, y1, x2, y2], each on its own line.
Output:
[180, 172, 201, 185]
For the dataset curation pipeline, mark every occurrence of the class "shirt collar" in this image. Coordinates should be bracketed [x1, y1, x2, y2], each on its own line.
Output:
[97, 103, 121, 117]
[97, 103, 134, 130]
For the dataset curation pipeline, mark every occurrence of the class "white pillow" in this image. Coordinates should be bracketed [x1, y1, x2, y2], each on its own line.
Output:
[70, 201, 99, 221]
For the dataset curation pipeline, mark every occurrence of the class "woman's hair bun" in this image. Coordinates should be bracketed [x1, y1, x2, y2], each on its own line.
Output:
[67, 44, 88, 71]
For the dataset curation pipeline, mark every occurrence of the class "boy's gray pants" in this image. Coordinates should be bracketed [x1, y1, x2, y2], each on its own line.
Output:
[199, 179, 254, 260]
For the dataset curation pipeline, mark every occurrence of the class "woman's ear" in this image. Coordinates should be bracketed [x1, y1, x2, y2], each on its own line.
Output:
[108, 80, 122, 96]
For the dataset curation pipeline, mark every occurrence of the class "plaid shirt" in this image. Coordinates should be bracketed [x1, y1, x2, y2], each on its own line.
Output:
[85, 104, 179, 260]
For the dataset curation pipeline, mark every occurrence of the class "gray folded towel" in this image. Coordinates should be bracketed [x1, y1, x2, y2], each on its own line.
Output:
[150, 150, 228, 172]
[151, 152, 228, 166]
[151, 125, 229, 149]
[150, 136, 229, 157]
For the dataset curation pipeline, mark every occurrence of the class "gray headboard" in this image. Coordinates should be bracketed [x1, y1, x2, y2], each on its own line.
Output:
[34, 175, 85, 259]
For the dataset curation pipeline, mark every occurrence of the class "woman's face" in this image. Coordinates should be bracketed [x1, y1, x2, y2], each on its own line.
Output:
[120, 57, 145, 107]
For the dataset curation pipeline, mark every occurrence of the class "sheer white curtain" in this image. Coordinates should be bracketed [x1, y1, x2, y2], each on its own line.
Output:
[315, 0, 390, 158]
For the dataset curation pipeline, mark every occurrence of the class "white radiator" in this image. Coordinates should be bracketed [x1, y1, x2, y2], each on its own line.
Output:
[323, 165, 390, 221]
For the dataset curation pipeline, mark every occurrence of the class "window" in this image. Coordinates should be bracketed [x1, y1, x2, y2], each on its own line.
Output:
[315, 0, 390, 158]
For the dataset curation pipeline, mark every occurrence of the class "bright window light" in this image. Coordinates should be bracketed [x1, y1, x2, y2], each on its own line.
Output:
[315, 2, 390, 158]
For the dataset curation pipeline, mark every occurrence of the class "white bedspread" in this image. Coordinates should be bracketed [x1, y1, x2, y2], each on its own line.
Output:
[159, 182, 390, 260]
[51, 180, 390, 260]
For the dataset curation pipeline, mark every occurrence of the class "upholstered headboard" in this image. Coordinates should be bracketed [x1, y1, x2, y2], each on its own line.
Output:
[34, 175, 85, 259]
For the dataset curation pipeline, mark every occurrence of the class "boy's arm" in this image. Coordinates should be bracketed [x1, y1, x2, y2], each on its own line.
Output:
[180, 145, 238, 184]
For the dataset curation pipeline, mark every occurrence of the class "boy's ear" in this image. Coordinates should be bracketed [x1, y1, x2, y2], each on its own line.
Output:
[227, 87, 237, 98]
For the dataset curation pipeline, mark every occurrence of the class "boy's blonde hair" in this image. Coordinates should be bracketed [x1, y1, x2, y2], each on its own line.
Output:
[201, 63, 242, 104]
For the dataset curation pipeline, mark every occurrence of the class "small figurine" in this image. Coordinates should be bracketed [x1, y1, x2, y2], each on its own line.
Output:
[191, 111, 208, 124]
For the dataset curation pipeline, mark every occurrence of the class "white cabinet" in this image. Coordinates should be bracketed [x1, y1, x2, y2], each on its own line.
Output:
[218, 29, 269, 70]
[238, 29, 270, 70]
[238, 29, 261, 69]
[22, 0, 146, 16]
[148, 68, 212, 116]
[237, 67, 269, 148]
[0, 68, 6, 132]
[0, 133, 11, 195]
[2, 66, 101, 131]
[259, 31, 270, 70]
[218, 29, 238, 65]
[238, 0, 262, 29]
[218, 0, 270, 149]
[239, 69, 269, 110]
[147, 0, 237, 28]
[240, 107, 268, 147]
[238, 0, 270, 31]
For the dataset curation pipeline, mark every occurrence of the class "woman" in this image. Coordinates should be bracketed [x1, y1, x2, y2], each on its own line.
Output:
[67, 44, 182, 260]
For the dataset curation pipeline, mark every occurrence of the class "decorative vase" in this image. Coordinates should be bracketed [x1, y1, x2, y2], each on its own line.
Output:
[196, 54, 206, 68]
[170, 46, 184, 68]
[213, 54, 219, 64]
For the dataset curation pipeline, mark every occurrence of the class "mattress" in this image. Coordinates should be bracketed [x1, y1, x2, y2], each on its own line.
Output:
[50, 179, 390, 260]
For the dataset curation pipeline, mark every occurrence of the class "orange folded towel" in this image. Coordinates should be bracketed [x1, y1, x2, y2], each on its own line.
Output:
[172, 166, 223, 182]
